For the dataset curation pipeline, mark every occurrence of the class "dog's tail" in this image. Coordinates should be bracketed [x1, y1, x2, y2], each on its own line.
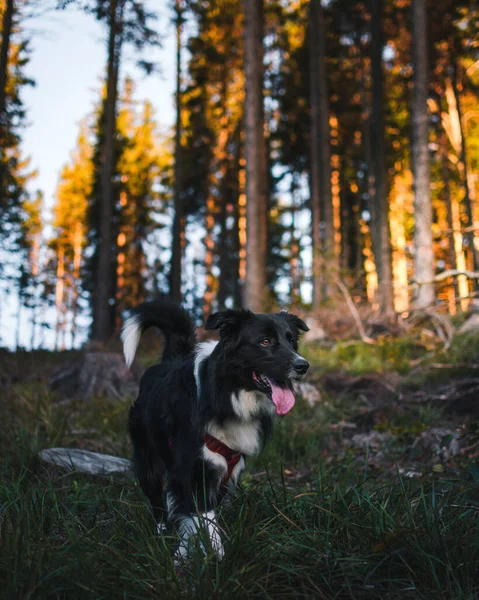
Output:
[121, 300, 197, 368]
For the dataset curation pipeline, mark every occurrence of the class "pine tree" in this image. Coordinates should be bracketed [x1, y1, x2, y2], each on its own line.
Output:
[61, 0, 158, 343]
[412, 0, 435, 308]
[52, 120, 93, 347]
[244, 0, 267, 312]
[369, 0, 394, 315]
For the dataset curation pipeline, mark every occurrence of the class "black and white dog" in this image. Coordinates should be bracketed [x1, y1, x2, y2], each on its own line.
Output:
[122, 300, 309, 560]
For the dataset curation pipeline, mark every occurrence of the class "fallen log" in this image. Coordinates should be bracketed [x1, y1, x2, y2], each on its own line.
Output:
[39, 448, 134, 480]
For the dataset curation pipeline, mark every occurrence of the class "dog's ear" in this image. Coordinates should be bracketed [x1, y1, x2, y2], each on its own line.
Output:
[205, 309, 253, 335]
[278, 310, 309, 339]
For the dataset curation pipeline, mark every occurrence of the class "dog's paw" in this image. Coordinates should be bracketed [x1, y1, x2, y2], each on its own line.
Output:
[156, 522, 168, 535]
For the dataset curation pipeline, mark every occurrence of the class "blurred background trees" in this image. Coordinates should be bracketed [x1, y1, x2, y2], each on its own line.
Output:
[1, 0, 479, 349]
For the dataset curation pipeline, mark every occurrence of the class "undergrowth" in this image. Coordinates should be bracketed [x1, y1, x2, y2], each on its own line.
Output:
[0, 345, 478, 599]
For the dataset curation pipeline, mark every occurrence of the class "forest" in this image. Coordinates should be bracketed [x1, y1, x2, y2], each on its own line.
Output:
[1, 0, 479, 598]
[0, 0, 478, 347]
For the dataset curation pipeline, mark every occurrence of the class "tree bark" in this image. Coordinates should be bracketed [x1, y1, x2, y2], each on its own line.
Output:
[170, 0, 183, 304]
[0, 0, 13, 127]
[92, 0, 123, 343]
[411, 0, 435, 308]
[309, 0, 335, 307]
[369, 0, 394, 315]
[0, 0, 14, 204]
[451, 58, 479, 282]
[243, 0, 267, 312]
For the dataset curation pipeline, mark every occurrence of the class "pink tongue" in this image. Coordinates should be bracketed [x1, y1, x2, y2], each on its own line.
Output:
[269, 380, 295, 415]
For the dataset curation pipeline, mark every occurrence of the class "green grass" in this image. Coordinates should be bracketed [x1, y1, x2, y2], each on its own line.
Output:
[1, 349, 478, 599]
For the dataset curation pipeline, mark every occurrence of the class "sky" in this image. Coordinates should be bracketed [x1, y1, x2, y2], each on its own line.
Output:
[2, 1, 176, 349]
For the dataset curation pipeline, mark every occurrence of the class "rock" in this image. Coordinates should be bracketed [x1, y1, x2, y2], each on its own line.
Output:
[320, 372, 399, 409]
[303, 316, 327, 342]
[39, 448, 134, 479]
[295, 381, 322, 406]
[412, 428, 461, 462]
[348, 431, 392, 450]
[50, 352, 140, 401]
[458, 314, 479, 335]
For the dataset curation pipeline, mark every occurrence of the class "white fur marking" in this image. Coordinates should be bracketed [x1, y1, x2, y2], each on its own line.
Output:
[202, 444, 228, 480]
[207, 419, 261, 456]
[175, 512, 224, 561]
[229, 455, 246, 486]
[157, 522, 167, 534]
[203, 511, 224, 558]
[231, 389, 274, 421]
[121, 315, 141, 368]
[194, 340, 218, 398]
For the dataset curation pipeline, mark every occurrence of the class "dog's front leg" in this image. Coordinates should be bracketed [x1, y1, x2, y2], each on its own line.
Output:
[172, 510, 224, 562]
[203, 510, 224, 559]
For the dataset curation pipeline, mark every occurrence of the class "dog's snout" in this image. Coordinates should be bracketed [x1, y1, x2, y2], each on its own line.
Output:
[293, 356, 309, 375]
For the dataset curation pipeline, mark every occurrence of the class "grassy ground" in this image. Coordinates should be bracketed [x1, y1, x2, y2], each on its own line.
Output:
[0, 340, 478, 600]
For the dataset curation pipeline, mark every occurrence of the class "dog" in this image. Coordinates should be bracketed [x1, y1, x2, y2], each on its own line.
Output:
[122, 299, 309, 560]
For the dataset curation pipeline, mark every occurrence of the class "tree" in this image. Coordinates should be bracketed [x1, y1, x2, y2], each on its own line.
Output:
[0, 0, 13, 131]
[369, 0, 394, 315]
[17, 189, 42, 348]
[62, 0, 158, 343]
[411, 0, 435, 308]
[243, 0, 267, 312]
[52, 120, 93, 347]
[309, 0, 335, 307]
[170, 0, 184, 304]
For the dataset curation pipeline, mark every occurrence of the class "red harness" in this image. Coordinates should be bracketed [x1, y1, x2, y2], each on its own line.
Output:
[203, 434, 244, 483]
[168, 435, 243, 484]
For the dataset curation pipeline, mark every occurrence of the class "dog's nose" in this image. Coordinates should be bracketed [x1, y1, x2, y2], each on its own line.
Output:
[293, 356, 309, 375]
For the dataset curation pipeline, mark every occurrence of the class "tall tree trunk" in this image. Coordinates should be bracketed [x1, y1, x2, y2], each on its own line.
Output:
[0, 0, 14, 203]
[369, 0, 394, 315]
[91, 0, 123, 343]
[170, 0, 184, 304]
[359, 50, 379, 302]
[411, 0, 435, 308]
[55, 245, 65, 351]
[451, 58, 479, 281]
[290, 173, 300, 304]
[309, 0, 335, 307]
[243, 0, 267, 312]
[203, 196, 216, 320]
[0, 0, 13, 127]
[71, 221, 82, 348]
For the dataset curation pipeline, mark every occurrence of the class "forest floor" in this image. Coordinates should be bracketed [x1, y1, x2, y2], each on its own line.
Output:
[1, 329, 479, 599]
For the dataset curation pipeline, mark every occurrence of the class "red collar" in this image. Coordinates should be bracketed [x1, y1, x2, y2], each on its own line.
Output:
[203, 433, 243, 483]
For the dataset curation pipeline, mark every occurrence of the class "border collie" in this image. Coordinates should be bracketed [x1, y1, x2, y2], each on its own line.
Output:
[122, 300, 309, 560]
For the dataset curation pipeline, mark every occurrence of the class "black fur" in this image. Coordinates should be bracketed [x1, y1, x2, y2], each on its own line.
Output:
[124, 300, 309, 555]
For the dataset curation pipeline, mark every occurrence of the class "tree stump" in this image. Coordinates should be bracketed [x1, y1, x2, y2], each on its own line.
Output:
[50, 352, 142, 401]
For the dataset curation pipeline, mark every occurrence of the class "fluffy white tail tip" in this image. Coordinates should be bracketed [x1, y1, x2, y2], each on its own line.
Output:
[121, 315, 141, 368]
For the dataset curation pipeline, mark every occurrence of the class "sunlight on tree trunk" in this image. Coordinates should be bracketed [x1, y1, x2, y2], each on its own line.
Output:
[55, 245, 65, 351]
[412, 0, 435, 309]
[369, 0, 394, 316]
[203, 195, 216, 320]
[390, 173, 411, 314]
[244, 0, 267, 312]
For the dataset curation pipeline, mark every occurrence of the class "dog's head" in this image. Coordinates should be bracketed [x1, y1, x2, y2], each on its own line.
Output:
[205, 309, 310, 415]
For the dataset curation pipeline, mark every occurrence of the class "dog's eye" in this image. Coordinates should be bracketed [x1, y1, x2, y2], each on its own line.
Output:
[260, 338, 271, 346]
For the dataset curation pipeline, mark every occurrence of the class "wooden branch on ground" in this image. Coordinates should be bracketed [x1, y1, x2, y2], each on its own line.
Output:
[414, 269, 479, 285]
[39, 448, 133, 480]
[336, 279, 375, 344]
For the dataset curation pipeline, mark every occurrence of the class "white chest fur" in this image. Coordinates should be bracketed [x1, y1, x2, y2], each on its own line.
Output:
[207, 418, 261, 456]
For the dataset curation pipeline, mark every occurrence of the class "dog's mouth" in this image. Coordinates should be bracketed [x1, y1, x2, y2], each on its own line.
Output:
[252, 372, 295, 415]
